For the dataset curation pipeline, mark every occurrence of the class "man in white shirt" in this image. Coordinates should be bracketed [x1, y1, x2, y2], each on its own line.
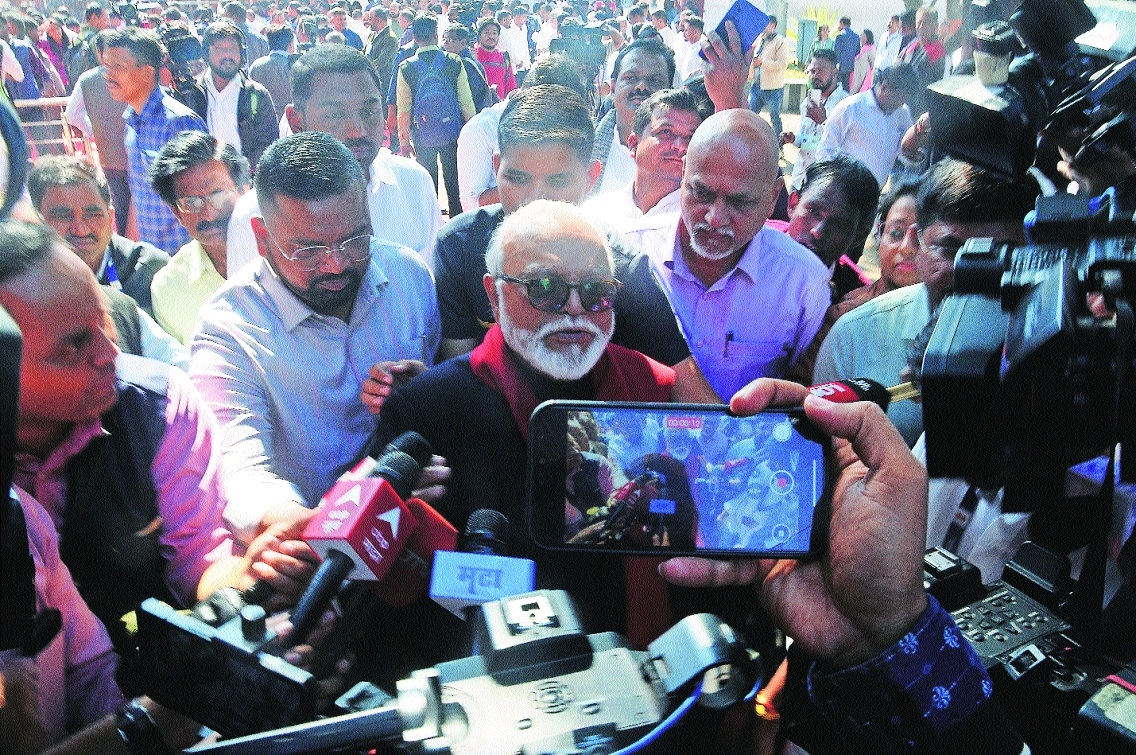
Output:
[174, 21, 280, 172]
[226, 45, 442, 273]
[874, 14, 903, 72]
[582, 88, 703, 230]
[650, 9, 679, 51]
[780, 48, 847, 191]
[589, 37, 673, 196]
[674, 14, 703, 82]
[815, 62, 919, 190]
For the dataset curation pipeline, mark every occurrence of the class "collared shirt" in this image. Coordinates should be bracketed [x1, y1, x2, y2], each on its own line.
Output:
[638, 219, 830, 401]
[581, 182, 681, 232]
[789, 84, 849, 191]
[0, 487, 123, 750]
[151, 239, 227, 345]
[813, 282, 932, 446]
[125, 87, 207, 254]
[595, 127, 636, 196]
[815, 88, 913, 190]
[456, 98, 506, 212]
[12, 356, 237, 607]
[226, 149, 442, 274]
[874, 29, 903, 72]
[203, 72, 243, 152]
[190, 239, 441, 539]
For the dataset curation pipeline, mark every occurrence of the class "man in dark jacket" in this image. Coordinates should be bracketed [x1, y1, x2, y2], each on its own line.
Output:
[28, 155, 167, 317]
[175, 21, 279, 171]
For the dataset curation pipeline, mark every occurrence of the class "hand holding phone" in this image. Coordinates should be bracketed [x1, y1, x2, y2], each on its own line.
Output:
[528, 401, 833, 559]
[660, 378, 931, 669]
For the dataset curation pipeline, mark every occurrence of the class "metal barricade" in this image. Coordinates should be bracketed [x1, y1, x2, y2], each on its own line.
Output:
[11, 96, 93, 159]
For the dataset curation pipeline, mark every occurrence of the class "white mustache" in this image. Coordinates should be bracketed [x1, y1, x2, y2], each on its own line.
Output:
[532, 315, 607, 342]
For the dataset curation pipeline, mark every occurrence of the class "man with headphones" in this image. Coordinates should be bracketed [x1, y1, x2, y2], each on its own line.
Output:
[175, 21, 280, 171]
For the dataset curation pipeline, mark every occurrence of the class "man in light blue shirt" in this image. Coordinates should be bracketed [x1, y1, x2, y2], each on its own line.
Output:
[628, 109, 830, 402]
[190, 131, 440, 542]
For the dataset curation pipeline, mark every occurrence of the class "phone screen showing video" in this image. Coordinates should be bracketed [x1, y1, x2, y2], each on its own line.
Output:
[560, 408, 826, 555]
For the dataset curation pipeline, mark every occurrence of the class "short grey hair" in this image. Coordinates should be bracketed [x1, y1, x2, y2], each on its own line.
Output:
[484, 200, 615, 278]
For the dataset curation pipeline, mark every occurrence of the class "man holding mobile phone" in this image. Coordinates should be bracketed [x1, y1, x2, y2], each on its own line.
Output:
[661, 378, 1026, 754]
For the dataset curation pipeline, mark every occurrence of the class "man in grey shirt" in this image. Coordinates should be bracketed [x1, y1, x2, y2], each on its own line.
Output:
[189, 131, 440, 543]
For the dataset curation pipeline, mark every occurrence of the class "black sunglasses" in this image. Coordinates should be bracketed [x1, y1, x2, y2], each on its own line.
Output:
[497, 275, 622, 313]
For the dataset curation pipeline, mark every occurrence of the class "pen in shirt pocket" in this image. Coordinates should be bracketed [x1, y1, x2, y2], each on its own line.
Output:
[723, 331, 734, 357]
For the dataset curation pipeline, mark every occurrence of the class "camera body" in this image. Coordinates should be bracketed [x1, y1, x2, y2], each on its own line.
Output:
[133, 597, 319, 738]
[926, 0, 1136, 179]
[171, 590, 755, 755]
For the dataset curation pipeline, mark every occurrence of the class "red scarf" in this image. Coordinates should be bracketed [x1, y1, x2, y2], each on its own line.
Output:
[469, 324, 678, 648]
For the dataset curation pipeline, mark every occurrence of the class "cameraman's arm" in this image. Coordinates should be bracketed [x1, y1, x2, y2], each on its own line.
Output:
[662, 379, 1026, 754]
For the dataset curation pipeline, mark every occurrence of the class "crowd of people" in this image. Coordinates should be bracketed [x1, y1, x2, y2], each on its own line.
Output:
[0, 0, 1132, 753]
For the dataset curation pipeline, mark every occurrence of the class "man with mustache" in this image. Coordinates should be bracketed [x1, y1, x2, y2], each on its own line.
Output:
[582, 87, 706, 230]
[590, 37, 674, 196]
[27, 155, 167, 318]
[191, 131, 440, 544]
[369, 200, 752, 670]
[628, 109, 830, 402]
[149, 131, 250, 345]
[226, 44, 442, 274]
[102, 27, 207, 255]
[173, 20, 280, 172]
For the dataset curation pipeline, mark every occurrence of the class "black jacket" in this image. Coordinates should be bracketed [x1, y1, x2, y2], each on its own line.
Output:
[176, 73, 279, 170]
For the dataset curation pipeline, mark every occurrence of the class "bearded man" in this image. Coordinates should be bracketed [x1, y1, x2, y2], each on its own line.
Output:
[368, 200, 751, 670]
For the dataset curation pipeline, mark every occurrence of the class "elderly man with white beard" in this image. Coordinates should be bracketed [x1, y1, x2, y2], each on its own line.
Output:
[366, 199, 754, 666]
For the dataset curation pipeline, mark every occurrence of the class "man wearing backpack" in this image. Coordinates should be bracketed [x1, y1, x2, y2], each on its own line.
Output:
[397, 12, 476, 218]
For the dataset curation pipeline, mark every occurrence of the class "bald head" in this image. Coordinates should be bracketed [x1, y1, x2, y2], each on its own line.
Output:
[687, 109, 780, 188]
[680, 110, 783, 268]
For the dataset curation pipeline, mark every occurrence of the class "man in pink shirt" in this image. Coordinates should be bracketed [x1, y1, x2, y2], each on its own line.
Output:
[0, 220, 307, 651]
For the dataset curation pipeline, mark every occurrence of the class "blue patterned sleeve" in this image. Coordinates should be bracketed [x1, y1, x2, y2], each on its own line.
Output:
[805, 595, 995, 751]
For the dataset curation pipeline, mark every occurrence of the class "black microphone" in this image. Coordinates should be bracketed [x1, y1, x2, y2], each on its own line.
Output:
[430, 509, 536, 619]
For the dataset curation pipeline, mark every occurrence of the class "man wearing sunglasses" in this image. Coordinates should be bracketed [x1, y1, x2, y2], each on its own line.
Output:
[367, 199, 754, 671]
[149, 131, 251, 344]
[190, 131, 440, 545]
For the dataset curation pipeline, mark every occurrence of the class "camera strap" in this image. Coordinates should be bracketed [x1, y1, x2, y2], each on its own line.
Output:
[941, 485, 979, 554]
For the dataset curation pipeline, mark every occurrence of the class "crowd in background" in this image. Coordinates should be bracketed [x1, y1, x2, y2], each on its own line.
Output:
[1, 0, 1132, 753]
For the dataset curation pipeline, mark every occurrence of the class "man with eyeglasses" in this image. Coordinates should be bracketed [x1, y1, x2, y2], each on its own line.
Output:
[190, 131, 440, 544]
[149, 131, 250, 344]
[367, 199, 754, 671]
[814, 159, 1038, 446]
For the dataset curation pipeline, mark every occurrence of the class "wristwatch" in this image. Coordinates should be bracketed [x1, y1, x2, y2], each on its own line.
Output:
[116, 701, 174, 755]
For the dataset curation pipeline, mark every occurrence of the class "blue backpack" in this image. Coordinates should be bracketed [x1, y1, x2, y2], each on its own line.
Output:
[411, 53, 463, 148]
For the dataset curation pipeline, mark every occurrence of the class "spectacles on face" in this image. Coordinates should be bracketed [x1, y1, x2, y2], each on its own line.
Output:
[497, 275, 622, 313]
[266, 229, 372, 271]
[175, 187, 237, 214]
[917, 228, 963, 259]
[881, 220, 917, 245]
